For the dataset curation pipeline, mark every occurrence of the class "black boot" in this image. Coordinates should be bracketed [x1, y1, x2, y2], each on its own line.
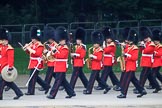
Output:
[65, 93, 76, 98]
[0, 97, 3, 100]
[153, 88, 161, 93]
[83, 90, 91, 94]
[46, 95, 55, 99]
[117, 94, 126, 98]
[5, 86, 10, 92]
[103, 87, 111, 94]
[13, 94, 23, 100]
[113, 85, 121, 91]
[137, 90, 147, 98]
[25, 93, 34, 95]
[94, 86, 104, 90]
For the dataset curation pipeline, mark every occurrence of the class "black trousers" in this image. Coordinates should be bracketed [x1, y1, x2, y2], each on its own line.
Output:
[139, 67, 152, 87]
[0, 76, 23, 98]
[44, 66, 55, 85]
[98, 66, 120, 87]
[156, 69, 162, 83]
[149, 67, 162, 87]
[120, 71, 138, 88]
[27, 69, 49, 94]
[120, 72, 144, 95]
[50, 72, 75, 98]
[150, 67, 161, 89]
[86, 70, 109, 93]
[70, 67, 88, 89]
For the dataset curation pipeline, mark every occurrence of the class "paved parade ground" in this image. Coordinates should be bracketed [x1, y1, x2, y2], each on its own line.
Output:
[0, 74, 162, 108]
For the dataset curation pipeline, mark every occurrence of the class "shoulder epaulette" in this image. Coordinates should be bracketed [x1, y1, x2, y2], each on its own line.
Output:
[108, 42, 115, 47]
[37, 41, 43, 47]
[81, 44, 86, 50]
[132, 45, 138, 50]
[149, 42, 155, 47]
[98, 47, 103, 52]
[63, 45, 69, 49]
[7, 44, 14, 50]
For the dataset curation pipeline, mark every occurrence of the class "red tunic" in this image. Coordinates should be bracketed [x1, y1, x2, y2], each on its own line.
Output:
[47, 42, 55, 67]
[91, 47, 103, 70]
[0, 44, 14, 73]
[103, 42, 116, 66]
[73, 44, 86, 67]
[152, 44, 162, 67]
[140, 41, 155, 67]
[53, 45, 69, 72]
[0, 44, 2, 69]
[125, 45, 138, 72]
[26, 41, 44, 69]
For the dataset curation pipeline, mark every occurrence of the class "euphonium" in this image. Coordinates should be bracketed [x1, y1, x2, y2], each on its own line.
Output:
[117, 45, 126, 71]
[85, 46, 93, 69]
[43, 41, 57, 63]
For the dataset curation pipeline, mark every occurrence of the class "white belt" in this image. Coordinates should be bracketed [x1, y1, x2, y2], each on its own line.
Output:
[142, 54, 153, 57]
[104, 54, 114, 63]
[54, 59, 68, 68]
[142, 54, 154, 63]
[30, 57, 42, 61]
[54, 59, 68, 62]
[30, 57, 43, 64]
[104, 54, 113, 57]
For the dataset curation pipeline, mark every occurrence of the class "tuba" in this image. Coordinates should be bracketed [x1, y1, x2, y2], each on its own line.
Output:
[117, 43, 126, 72]
[85, 46, 93, 69]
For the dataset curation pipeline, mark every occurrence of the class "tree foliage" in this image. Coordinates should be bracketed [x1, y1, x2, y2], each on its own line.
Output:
[0, 0, 162, 24]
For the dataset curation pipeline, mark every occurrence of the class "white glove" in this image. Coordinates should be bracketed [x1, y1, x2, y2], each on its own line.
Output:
[103, 41, 106, 48]
[89, 54, 97, 59]
[121, 42, 126, 47]
[140, 41, 144, 45]
[26, 47, 36, 54]
[124, 53, 131, 57]
[46, 51, 52, 58]
[51, 46, 56, 51]
[43, 49, 48, 54]
[71, 53, 80, 57]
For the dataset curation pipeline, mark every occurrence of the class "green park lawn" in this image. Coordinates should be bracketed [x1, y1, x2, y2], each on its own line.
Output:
[14, 45, 142, 75]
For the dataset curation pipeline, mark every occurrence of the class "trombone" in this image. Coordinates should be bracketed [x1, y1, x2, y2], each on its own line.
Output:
[85, 46, 93, 69]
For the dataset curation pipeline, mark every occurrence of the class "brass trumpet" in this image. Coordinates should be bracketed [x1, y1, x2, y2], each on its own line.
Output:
[18, 41, 33, 51]
[85, 46, 93, 69]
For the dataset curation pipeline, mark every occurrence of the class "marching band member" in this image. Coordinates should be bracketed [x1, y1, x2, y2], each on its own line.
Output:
[83, 31, 111, 94]
[25, 26, 50, 95]
[117, 29, 147, 98]
[119, 27, 130, 86]
[149, 29, 162, 93]
[95, 27, 121, 91]
[39, 26, 56, 91]
[47, 26, 76, 99]
[0, 28, 23, 100]
[138, 27, 155, 91]
[70, 27, 88, 89]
